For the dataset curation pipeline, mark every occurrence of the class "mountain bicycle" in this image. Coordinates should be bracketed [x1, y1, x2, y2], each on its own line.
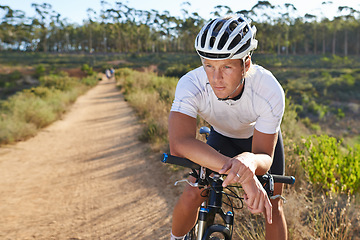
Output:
[162, 127, 295, 240]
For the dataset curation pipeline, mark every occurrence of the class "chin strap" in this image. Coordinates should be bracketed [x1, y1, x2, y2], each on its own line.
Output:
[217, 78, 244, 101]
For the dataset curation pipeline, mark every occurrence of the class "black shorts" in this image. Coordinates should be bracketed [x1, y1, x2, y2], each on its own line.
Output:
[206, 128, 285, 175]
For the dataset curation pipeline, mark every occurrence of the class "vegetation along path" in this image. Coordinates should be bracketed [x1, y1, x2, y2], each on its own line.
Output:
[0, 78, 180, 239]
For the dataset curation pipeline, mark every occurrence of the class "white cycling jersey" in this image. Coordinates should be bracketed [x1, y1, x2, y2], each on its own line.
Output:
[171, 64, 285, 139]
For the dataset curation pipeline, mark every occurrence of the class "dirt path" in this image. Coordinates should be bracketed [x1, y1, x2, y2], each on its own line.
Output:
[0, 78, 182, 239]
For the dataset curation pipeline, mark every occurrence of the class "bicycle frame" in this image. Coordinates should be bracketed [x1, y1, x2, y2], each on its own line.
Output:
[193, 173, 233, 240]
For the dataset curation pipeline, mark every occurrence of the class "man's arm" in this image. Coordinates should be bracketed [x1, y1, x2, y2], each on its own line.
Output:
[168, 111, 229, 172]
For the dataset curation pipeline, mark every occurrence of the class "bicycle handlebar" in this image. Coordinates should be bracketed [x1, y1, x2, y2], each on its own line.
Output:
[162, 153, 295, 185]
[162, 153, 201, 169]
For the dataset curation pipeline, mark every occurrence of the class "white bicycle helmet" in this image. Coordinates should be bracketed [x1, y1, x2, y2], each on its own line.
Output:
[195, 15, 258, 60]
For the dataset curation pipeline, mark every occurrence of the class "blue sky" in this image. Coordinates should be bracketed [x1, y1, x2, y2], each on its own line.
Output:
[1, 0, 360, 24]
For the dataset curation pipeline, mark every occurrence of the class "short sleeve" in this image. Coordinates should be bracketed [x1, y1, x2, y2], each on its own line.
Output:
[253, 74, 285, 134]
[171, 74, 201, 119]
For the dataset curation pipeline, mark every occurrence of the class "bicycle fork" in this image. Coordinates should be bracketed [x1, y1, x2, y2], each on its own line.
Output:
[196, 201, 208, 240]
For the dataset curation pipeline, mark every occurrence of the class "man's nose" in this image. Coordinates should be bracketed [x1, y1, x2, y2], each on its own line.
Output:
[213, 69, 222, 81]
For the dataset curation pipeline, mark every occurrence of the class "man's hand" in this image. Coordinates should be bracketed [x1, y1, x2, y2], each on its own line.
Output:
[219, 154, 256, 187]
[242, 176, 272, 224]
[218, 155, 272, 224]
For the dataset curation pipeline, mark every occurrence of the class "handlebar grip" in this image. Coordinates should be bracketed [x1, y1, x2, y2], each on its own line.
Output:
[272, 174, 295, 185]
[162, 153, 201, 170]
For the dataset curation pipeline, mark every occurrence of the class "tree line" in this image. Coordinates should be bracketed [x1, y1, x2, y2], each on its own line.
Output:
[0, 1, 359, 56]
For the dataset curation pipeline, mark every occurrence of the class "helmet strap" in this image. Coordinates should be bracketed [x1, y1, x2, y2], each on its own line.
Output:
[217, 77, 245, 101]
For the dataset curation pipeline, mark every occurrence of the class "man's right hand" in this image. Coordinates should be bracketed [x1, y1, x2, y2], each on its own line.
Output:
[242, 176, 273, 224]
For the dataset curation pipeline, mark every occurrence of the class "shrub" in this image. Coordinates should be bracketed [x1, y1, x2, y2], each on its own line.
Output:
[164, 64, 192, 78]
[299, 135, 360, 194]
[81, 64, 94, 76]
[34, 64, 46, 78]
[81, 75, 99, 86]
[39, 72, 79, 91]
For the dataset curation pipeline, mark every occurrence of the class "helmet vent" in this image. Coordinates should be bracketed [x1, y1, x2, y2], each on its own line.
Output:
[240, 25, 249, 37]
[228, 34, 241, 50]
[237, 17, 244, 23]
[229, 21, 238, 31]
[213, 21, 225, 35]
[218, 32, 229, 50]
[201, 29, 208, 48]
[197, 50, 230, 59]
[234, 38, 251, 55]
[210, 36, 216, 48]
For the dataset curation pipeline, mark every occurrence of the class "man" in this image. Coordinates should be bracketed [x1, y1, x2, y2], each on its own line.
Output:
[169, 15, 287, 240]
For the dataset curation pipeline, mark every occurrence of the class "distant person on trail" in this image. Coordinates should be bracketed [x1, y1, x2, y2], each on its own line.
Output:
[168, 15, 287, 240]
[105, 67, 115, 80]
[105, 69, 111, 80]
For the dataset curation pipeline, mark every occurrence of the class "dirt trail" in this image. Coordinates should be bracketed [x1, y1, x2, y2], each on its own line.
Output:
[0, 78, 182, 239]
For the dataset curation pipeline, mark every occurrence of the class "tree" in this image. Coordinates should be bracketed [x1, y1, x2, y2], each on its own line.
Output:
[304, 14, 317, 54]
[282, 3, 297, 55]
[338, 6, 359, 56]
[31, 3, 61, 52]
[0, 5, 29, 50]
[250, 1, 276, 53]
[211, 5, 233, 17]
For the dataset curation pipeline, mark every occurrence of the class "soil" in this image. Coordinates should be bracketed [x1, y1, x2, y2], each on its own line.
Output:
[0, 77, 183, 239]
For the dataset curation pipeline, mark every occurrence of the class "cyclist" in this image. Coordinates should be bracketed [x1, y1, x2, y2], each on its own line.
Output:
[169, 15, 287, 240]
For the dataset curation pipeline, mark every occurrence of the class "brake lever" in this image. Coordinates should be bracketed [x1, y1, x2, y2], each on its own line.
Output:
[174, 179, 200, 188]
[174, 166, 209, 188]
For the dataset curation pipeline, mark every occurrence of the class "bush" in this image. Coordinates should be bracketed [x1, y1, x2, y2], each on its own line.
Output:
[39, 72, 79, 91]
[81, 75, 99, 86]
[81, 64, 94, 76]
[299, 135, 360, 194]
[34, 64, 46, 78]
[164, 64, 192, 78]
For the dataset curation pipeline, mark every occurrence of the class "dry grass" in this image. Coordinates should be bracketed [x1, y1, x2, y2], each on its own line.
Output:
[0, 73, 98, 145]
[116, 68, 177, 151]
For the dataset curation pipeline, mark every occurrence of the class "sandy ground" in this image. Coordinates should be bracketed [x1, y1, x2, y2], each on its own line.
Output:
[0, 78, 182, 239]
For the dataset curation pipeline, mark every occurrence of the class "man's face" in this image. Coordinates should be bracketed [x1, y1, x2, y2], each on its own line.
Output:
[202, 58, 245, 99]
